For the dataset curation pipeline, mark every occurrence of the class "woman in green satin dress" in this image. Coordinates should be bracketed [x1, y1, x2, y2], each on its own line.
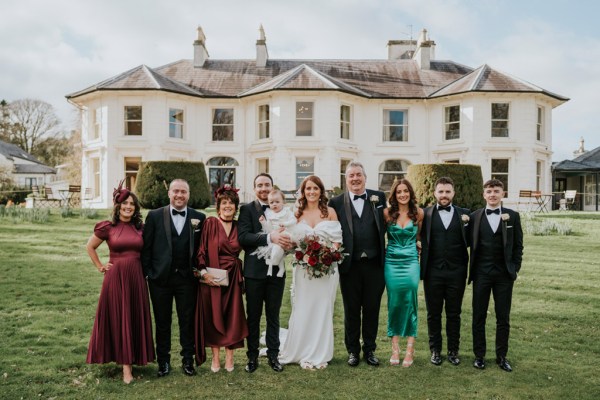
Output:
[384, 179, 423, 367]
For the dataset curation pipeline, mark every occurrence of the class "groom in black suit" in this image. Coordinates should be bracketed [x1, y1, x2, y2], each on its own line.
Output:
[420, 177, 470, 366]
[329, 161, 386, 367]
[141, 179, 205, 377]
[468, 179, 523, 372]
[238, 173, 291, 373]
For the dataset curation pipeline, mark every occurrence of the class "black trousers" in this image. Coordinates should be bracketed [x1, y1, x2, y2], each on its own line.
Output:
[244, 276, 285, 359]
[148, 272, 197, 364]
[472, 267, 514, 359]
[339, 258, 385, 355]
[424, 266, 467, 353]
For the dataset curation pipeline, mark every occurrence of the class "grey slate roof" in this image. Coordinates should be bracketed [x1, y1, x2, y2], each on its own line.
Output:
[67, 58, 567, 102]
[0, 139, 56, 174]
[553, 146, 600, 172]
[14, 163, 57, 174]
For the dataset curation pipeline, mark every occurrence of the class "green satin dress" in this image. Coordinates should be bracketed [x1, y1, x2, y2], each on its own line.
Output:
[384, 221, 419, 337]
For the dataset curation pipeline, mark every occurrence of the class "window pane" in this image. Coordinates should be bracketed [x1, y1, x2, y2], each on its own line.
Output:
[387, 125, 405, 141]
[207, 157, 238, 166]
[445, 105, 460, 123]
[126, 106, 142, 120]
[296, 119, 312, 136]
[212, 125, 234, 141]
[170, 109, 183, 123]
[492, 103, 509, 119]
[491, 159, 509, 173]
[296, 102, 313, 119]
[126, 121, 142, 135]
[296, 158, 314, 188]
[388, 110, 405, 125]
[169, 124, 183, 138]
[259, 105, 269, 121]
[213, 109, 233, 124]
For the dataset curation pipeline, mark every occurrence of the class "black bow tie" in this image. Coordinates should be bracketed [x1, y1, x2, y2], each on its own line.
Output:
[438, 205, 451, 212]
[261, 204, 270, 211]
[486, 208, 500, 215]
[172, 209, 186, 217]
[353, 193, 367, 201]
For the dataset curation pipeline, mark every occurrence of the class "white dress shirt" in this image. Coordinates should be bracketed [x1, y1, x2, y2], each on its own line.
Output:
[349, 191, 367, 217]
[437, 204, 454, 229]
[170, 205, 187, 235]
[485, 207, 501, 233]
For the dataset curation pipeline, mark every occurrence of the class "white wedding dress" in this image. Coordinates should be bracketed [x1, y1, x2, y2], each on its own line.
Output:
[278, 220, 342, 369]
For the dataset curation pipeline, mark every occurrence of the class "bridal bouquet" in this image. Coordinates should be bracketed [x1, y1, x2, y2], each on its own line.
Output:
[293, 234, 345, 279]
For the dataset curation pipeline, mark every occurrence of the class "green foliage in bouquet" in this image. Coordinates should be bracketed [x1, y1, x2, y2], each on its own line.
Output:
[136, 161, 211, 210]
[407, 163, 485, 210]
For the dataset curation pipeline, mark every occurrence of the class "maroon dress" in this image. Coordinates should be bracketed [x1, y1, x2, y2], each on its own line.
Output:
[195, 217, 248, 365]
[86, 221, 155, 366]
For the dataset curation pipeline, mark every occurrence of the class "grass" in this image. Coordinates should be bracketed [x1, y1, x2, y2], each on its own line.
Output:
[1, 210, 599, 399]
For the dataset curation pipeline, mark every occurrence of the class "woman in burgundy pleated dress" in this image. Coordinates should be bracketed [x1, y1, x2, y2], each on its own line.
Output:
[85, 182, 155, 384]
[194, 185, 248, 372]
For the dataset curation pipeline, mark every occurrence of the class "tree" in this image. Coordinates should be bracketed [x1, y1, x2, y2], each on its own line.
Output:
[4, 99, 60, 154]
[32, 135, 70, 167]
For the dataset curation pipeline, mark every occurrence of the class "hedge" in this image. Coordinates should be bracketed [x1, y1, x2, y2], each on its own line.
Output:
[136, 161, 211, 210]
[406, 163, 485, 211]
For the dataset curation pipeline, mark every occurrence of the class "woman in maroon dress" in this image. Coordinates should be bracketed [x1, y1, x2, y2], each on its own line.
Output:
[195, 185, 248, 372]
[85, 182, 155, 384]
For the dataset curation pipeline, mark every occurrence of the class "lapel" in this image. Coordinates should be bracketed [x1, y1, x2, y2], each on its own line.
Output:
[501, 209, 507, 247]
[454, 206, 468, 245]
[253, 199, 264, 218]
[472, 208, 484, 252]
[425, 206, 434, 243]
[162, 206, 172, 250]
[186, 208, 194, 258]
[343, 192, 353, 235]
[368, 190, 382, 233]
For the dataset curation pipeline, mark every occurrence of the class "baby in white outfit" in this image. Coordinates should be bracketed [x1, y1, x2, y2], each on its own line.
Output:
[252, 190, 298, 277]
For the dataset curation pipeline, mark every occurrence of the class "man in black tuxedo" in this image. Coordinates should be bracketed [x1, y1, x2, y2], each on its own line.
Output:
[468, 179, 523, 372]
[238, 173, 291, 373]
[329, 161, 386, 367]
[141, 179, 205, 377]
[420, 177, 470, 366]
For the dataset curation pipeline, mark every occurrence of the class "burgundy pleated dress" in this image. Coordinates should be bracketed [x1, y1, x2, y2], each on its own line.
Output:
[195, 217, 248, 365]
[86, 221, 155, 366]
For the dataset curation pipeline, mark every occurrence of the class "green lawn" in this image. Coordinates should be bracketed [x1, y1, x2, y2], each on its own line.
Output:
[0, 210, 599, 399]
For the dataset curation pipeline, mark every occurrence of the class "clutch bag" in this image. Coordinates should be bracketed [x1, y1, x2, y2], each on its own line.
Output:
[206, 267, 229, 286]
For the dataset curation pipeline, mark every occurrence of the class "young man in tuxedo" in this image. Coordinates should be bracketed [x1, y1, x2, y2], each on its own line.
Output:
[468, 179, 523, 372]
[141, 179, 205, 377]
[329, 161, 386, 367]
[420, 177, 470, 366]
[238, 173, 291, 373]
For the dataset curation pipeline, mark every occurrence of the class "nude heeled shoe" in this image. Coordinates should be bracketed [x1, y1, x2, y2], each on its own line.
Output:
[390, 343, 401, 366]
[402, 342, 415, 368]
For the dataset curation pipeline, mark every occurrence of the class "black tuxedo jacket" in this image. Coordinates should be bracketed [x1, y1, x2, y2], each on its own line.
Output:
[238, 200, 281, 279]
[467, 207, 524, 283]
[420, 204, 470, 280]
[141, 206, 205, 284]
[328, 189, 386, 274]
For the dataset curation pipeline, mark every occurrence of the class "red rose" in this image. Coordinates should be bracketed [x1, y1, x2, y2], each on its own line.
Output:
[295, 251, 304, 260]
[321, 253, 333, 266]
[332, 252, 342, 261]
[307, 256, 318, 266]
[310, 241, 321, 251]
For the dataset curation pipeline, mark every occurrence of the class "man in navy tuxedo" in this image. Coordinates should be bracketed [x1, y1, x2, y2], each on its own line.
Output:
[468, 179, 523, 372]
[141, 179, 205, 377]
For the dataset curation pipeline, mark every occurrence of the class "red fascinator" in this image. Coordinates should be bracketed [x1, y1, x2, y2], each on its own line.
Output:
[214, 184, 240, 200]
[113, 179, 131, 204]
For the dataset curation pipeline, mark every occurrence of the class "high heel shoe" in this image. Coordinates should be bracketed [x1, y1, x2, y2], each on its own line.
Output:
[390, 343, 401, 366]
[226, 365, 234, 372]
[211, 359, 221, 373]
[402, 342, 415, 368]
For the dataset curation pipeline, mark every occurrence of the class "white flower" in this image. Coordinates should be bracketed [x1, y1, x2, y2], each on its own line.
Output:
[370, 195, 379, 204]
[461, 214, 470, 223]
[190, 218, 201, 229]
[501, 213, 510, 222]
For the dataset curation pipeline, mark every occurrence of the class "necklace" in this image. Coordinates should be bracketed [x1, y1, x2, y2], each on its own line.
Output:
[218, 216, 233, 223]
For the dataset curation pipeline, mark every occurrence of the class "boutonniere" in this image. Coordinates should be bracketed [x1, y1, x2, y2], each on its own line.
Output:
[191, 218, 201, 229]
[501, 213, 510, 222]
[370, 195, 379, 204]
[461, 214, 470, 223]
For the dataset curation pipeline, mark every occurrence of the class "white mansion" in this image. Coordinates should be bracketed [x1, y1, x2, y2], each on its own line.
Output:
[67, 27, 567, 208]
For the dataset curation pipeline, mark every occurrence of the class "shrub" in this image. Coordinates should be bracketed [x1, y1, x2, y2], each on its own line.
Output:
[136, 161, 211, 210]
[407, 164, 485, 210]
[0, 206, 50, 223]
[0, 185, 30, 205]
[521, 213, 573, 235]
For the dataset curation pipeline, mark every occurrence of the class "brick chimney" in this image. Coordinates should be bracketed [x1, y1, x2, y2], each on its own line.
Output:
[413, 29, 436, 70]
[193, 26, 209, 68]
[256, 24, 269, 67]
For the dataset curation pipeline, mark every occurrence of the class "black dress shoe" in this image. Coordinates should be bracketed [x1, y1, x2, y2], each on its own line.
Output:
[473, 357, 486, 370]
[347, 352, 359, 367]
[157, 362, 171, 377]
[447, 351, 460, 366]
[430, 351, 442, 366]
[267, 356, 283, 372]
[496, 357, 513, 372]
[245, 357, 258, 373]
[182, 360, 196, 376]
[364, 351, 380, 366]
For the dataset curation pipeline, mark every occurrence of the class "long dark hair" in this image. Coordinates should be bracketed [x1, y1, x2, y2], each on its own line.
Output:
[111, 192, 143, 229]
[387, 178, 418, 224]
[295, 175, 329, 220]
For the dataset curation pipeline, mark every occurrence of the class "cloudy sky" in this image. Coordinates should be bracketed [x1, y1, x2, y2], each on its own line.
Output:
[1, 0, 598, 161]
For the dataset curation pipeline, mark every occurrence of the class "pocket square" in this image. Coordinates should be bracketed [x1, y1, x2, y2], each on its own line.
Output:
[376, 205, 383, 209]
[507, 226, 513, 228]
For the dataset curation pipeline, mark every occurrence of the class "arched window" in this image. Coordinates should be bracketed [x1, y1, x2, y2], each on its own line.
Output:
[378, 159, 410, 193]
[207, 157, 239, 202]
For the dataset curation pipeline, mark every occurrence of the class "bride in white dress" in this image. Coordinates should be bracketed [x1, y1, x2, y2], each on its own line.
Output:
[279, 175, 343, 369]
